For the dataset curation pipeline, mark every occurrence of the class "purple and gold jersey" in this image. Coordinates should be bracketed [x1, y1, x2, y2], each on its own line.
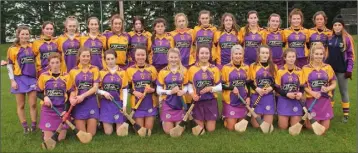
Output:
[261, 28, 285, 60]
[33, 36, 59, 72]
[239, 27, 263, 65]
[37, 71, 72, 107]
[221, 63, 250, 105]
[103, 31, 130, 65]
[214, 30, 240, 65]
[170, 29, 195, 67]
[188, 63, 221, 101]
[148, 33, 174, 68]
[99, 67, 128, 102]
[302, 64, 336, 98]
[128, 31, 152, 64]
[57, 33, 81, 72]
[7, 44, 37, 78]
[157, 66, 188, 109]
[69, 64, 100, 96]
[308, 27, 332, 47]
[126, 64, 158, 110]
[275, 64, 304, 94]
[80, 34, 106, 70]
[283, 27, 309, 58]
[192, 25, 217, 63]
[249, 63, 277, 94]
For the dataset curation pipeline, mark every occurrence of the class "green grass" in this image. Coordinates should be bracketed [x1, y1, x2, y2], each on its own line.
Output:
[0, 37, 357, 152]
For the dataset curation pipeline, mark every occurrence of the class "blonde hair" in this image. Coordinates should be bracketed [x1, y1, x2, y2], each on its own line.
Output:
[174, 13, 189, 28]
[167, 48, 186, 77]
[110, 14, 124, 33]
[230, 44, 244, 64]
[308, 42, 326, 63]
[64, 15, 79, 33]
[13, 25, 30, 46]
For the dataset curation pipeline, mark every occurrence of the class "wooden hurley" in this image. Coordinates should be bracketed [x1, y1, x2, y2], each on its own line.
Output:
[245, 104, 274, 134]
[234, 95, 251, 133]
[169, 102, 196, 137]
[112, 100, 150, 137]
[129, 84, 150, 118]
[52, 106, 92, 144]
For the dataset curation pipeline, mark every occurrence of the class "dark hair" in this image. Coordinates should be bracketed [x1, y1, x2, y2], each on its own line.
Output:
[104, 49, 117, 59]
[198, 10, 211, 25]
[219, 13, 239, 35]
[132, 16, 145, 32]
[134, 45, 149, 63]
[196, 44, 212, 61]
[41, 21, 54, 36]
[151, 18, 167, 45]
[254, 44, 276, 77]
[87, 16, 100, 32]
[48, 52, 62, 63]
[245, 10, 259, 36]
[13, 25, 31, 46]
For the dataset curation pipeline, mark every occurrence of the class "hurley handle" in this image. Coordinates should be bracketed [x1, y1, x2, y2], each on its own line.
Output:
[308, 99, 318, 113]
[182, 103, 195, 122]
[112, 99, 136, 125]
[133, 84, 150, 109]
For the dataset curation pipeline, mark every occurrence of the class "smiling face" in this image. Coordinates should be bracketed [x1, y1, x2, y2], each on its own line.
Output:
[168, 51, 180, 67]
[135, 48, 147, 65]
[18, 29, 30, 43]
[291, 14, 302, 27]
[79, 50, 91, 65]
[231, 48, 244, 64]
[199, 13, 210, 27]
[198, 47, 210, 63]
[42, 24, 54, 37]
[312, 48, 325, 63]
[224, 15, 233, 30]
[333, 22, 343, 33]
[259, 47, 270, 62]
[88, 18, 99, 33]
[269, 16, 280, 29]
[66, 20, 77, 34]
[112, 18, 123, 33]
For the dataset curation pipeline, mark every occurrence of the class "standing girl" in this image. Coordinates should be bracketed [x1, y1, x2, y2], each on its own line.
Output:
[303, 43, 336, 133]
[239, 10, 263, 65]
[148, 18, 174, 72]
[57, 16, 81, 72]
[188, 45, 222, 132]
[214, 13, 240, 66]
[221, 45, 250, 131]
[156, 48, 188, 134]
[308, 11, 332, 49]
[283, 9, 309, 68]
[69, 47, 100, 136]
[261, 13, 285, 68]
[80, 17, 106, 70]
[7, 25, 38, 134]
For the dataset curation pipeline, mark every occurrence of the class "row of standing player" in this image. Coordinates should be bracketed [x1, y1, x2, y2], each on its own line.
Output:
[6, 9, 354, 138]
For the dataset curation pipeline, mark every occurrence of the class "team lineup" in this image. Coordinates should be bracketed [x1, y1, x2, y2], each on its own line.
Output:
[5, 8, 355, 150]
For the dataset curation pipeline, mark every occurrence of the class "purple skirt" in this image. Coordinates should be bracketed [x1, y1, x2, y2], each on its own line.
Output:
[222, 102, 247, 119]
[133, 107, 158, 118]
[99, 99, 126, 123]
[277, 96, 303, 116]
[192, 99, 219, 121]
[250, 93, 275, 115]
[11, 75, 37, 94]
[305, 97, 333, 120]
[160, 100, 185, 122]
[72, 95, 99, 120]
[296, 57, 308, 68]
[39, 106, 68, 131]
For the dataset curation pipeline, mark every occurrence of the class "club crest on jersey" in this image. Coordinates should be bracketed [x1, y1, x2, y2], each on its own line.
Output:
[20, 56, 35, 64]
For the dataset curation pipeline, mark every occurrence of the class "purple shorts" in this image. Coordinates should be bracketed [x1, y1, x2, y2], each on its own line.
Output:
[11, 75, 37, 94]
[160, 101, 184, 122]
[72, 95, 99, 120]
[192, 99, 219, 121]
[277, 96, 303, 116]
[133, 107, 158, 118]
[222, 102, 247, 119]
[99, 99, 126, 123]
[250, 93, 275, 115]
[296, 57, 308, 68]
[39, 106, 68, 131]
[305, 97, 333, 120]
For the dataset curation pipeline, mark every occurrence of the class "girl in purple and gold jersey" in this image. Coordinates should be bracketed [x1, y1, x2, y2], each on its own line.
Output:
[57, 16, 81, 73]
[7, 25, 38, 134]
[156, 48, 188, 134]
[126, 45, 158, 131]
[148, 18, 174, 72]
[239, 10, 263, 65]
[97, 49, 129, 135]
[248, 45, 277, 129]
[214, 13, 240, 67]
[188, 45, 222, 133]
[261, 14, 285, 68]
[303, 43, 336, 134]
[128, 16, 152, 67]
[80, 17, 106, 70]
[69, 47, 100, 136]
[283, 9, 309, 68]
[192, 10, 217, 64]
[103, 14, 130, 69]
[221, 45, 250, 131]
[37, 53, 71, 141]
[275, 48, 305, 129]
[170, 13, 195, 68]
[308, 11, 332, 50]
[33, 21, 60, 75]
